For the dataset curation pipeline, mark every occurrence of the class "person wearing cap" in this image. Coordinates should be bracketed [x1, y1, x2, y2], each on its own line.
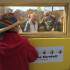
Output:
[39, 11, 57, 32]
[24, 13, 38, 32]
[0, 13, 38, 70]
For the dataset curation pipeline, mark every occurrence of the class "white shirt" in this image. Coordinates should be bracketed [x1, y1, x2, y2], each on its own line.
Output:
[19, 25, 22, 32]
[24, 19, 38, 32]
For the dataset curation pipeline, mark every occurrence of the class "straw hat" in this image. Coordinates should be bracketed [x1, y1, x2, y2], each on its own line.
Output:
[0, 13, 26, 33]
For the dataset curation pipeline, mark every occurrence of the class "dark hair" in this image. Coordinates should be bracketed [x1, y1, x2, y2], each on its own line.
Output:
[5, 29, 17, 33]
[0, 29, 17, 41]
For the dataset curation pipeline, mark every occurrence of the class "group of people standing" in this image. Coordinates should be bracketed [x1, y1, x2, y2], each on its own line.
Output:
[6, 9, 63, 32]
[0, 9, 63, 32]
[23, 11, 63, 32]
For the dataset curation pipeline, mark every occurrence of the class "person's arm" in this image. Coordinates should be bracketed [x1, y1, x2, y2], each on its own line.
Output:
[24, 39, 38, 62]
[39, 18, 45, 24]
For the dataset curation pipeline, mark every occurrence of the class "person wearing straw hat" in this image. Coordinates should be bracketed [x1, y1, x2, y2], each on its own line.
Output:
[0, 13, 38, 70]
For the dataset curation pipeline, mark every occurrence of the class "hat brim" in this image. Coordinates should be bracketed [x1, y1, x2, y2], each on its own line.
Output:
[0, 19, 26, 33]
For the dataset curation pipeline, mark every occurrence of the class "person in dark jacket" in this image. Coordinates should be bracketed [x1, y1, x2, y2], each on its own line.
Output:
[54, 17, 63, 32]
[39, 11, 57, 32]
[0, 13, 38, 70]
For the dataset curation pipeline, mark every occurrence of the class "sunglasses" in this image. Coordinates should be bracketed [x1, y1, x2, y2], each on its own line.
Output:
[46, 14, 49, 16]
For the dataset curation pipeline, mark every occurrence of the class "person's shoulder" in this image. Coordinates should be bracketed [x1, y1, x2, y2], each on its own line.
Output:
[20, 36, 27, 40]
[51, 15, 56, 19]
[13, 33, 27, 41]
[26, 20, 31, 25]
[20, 36, 30, 45]
[27, 19, 31, 22]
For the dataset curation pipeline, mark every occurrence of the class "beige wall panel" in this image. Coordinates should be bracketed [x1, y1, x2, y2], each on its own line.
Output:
[0, 0, 70, 5]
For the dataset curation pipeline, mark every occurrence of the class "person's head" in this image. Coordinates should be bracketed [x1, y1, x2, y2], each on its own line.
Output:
[44, 11, 50, 17]
[30, 13, 37, 23]
[0, 13, 26, 35]
[13, 9, 23, 20]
